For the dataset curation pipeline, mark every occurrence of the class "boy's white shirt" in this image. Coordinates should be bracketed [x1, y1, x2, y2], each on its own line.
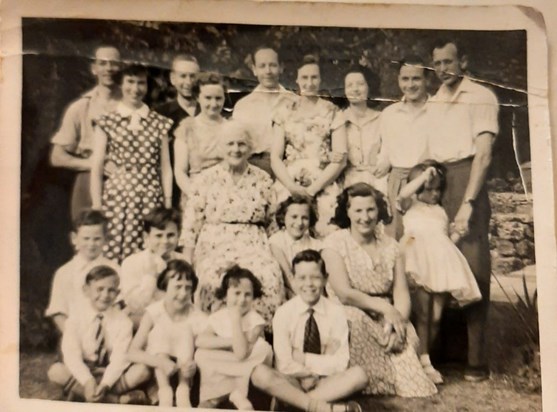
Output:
[119, 249, 187, 314]
[61, 301, 133, 388]
[272, 295, 349, 377]
[45, 254, 120, 318]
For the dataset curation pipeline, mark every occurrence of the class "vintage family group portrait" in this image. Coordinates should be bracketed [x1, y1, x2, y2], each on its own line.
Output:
[10, 3, 551, 411]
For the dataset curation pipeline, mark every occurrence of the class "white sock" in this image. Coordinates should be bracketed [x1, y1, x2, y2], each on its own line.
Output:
[229, 389, 253, 410]
[158, 386, 173, 407]
[175, 383, 191, 407]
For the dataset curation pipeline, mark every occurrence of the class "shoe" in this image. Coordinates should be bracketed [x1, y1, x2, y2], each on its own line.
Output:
[336, 400, 362, 412]
[423, 364, 444, 384]
[464, 365, 490, 382]
[119, 389, 147, 405]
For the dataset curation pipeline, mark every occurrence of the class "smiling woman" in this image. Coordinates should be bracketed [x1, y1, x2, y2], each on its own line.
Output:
[89, 64, 174, 263]
[181, 120, 284, 328]
[321, 183, 438, 397]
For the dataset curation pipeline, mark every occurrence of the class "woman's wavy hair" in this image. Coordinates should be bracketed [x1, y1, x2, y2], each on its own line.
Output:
[215, 265, 263, 300]
[191, 71, 227, 100]
[113, 63, 149, 86]
[331, 182, 392, 228]
[156, 259, 199, 293]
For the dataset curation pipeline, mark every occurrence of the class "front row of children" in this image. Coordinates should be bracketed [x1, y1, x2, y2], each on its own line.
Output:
[48, 245, 366, 411]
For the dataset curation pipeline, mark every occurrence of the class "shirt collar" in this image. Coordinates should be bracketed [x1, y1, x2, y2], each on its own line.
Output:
[343, 107, 380, 126]
[436, 76, 474, 102]
[293, 295, 326, 316]
[116, 102, 150, 119]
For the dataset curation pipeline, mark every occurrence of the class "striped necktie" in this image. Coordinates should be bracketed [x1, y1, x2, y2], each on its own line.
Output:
[303, 308, 321, 354]
[94, 313, 109, 367]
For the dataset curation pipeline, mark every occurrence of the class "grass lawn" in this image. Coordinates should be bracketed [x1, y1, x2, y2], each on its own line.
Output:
[20, 351, 541, 411]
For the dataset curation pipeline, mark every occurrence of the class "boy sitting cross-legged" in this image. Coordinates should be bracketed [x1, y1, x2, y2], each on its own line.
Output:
[251, 249, 367, 412]
[48, 266, 150, 404]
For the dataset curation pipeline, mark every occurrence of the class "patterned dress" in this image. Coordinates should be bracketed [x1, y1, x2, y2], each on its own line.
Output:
[182, 162, 284, 327]
[323, 228, 437, 397]
[272, 97, 344, 237]
[96, 109, 172, 263]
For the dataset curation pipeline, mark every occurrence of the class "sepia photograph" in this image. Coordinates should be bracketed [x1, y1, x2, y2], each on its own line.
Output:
[1, 1, 555, 411]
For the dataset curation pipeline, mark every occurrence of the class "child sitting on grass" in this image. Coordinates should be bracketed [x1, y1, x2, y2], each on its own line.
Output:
[48, 265, 149, 404]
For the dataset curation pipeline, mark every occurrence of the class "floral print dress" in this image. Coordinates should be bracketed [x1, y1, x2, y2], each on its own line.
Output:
[272, 97, 344, 237]
[182, 162, 284, 327]
[323, 228, 437, 397]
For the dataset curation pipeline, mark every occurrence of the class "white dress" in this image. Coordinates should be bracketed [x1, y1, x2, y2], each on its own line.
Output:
[195, 308, 273, 402]
[145, 300, 208, 362]
[400, 200, 482, 306]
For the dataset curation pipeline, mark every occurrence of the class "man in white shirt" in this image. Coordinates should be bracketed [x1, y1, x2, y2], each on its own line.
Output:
[429, 39, 499, 382]
[50, 45, 121, 221]
[255, 249, 366, 412]
[232, 46, 296, 177]
[375, 56, 431, 239]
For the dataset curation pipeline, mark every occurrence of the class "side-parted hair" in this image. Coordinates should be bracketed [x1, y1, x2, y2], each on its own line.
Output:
[73, 209, 108, 233]
[292, 249, 328, 279]
[299, 53, 320, 68]
[215, 265, 263, 300]
[252, 45, 279, 62]
[113, 63, 149, 86]
[396, 55, 427, 74]
[332, 183, 392, 228]
[275, 195, 317, 230]
[143, 207, 181, 234]
[85, 265, 119, 285]
[156, 259, 198, 292]
[172, 53, 199, 68]
[431, 38, 466, 59]
[407, 160, 447, 195]
[191, 71, 226, 99]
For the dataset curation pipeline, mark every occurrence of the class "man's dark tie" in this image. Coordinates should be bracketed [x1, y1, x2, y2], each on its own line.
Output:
[303, 308, 321, 354]
[94, 313, 109, 367]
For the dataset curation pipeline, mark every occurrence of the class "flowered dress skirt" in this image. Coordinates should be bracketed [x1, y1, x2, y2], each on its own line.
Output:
[193, 223, 285, 328]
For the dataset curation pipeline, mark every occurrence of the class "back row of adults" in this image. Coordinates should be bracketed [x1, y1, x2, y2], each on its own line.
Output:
[49, 39, 498, 385]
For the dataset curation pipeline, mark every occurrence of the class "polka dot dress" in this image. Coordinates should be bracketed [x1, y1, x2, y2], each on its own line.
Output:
[97, 111, 172, 263]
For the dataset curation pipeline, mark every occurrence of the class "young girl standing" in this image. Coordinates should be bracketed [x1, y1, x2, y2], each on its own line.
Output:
[269, 195, 322, 298]
[195, 265, 273, 410]
[127, 260, 207, 407]
[397, 161, 482, 384]
[90, 64, 173, 263]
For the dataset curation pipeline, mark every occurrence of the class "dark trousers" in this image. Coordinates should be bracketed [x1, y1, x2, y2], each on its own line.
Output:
[441, 157, 491, 367]
[70, 171, 92, 222]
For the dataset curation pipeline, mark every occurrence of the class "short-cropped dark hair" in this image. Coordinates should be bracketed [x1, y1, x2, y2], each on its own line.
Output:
[407, 160, 447, 195]
[396, 55, 427, 74]
[332, 183, 392, 228]
[275, 195, 317, 230]
[143, 207, 181, 233]
[214, 265, 263, 300]
[156, 259, 198, 292]
[431, 38, 466, 59]
[292, 249, 328, 279]
[113, 63, 149, 86]
[85, 265, 118, 285]
[72, 209, 108, 233]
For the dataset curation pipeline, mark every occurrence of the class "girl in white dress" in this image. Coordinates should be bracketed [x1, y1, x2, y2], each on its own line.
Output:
[269, 195, 323, 298]
[195, 265, 273, 410]
[127, 260, 207, 407]
[397, 161, 482, 384]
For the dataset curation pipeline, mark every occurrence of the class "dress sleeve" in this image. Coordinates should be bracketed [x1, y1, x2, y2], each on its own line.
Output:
[330, 106, 346, 131]
[44, 266, 69, 318]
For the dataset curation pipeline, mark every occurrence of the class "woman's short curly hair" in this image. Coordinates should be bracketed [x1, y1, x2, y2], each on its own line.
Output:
[113, 63, 149, 86]
[275, 195, 317, 230]
[331, 182, 392, 228]
[191, 71, 226, 99]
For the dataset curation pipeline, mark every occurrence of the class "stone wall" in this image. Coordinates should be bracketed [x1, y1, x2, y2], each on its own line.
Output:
[488, 177, 535, 275]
